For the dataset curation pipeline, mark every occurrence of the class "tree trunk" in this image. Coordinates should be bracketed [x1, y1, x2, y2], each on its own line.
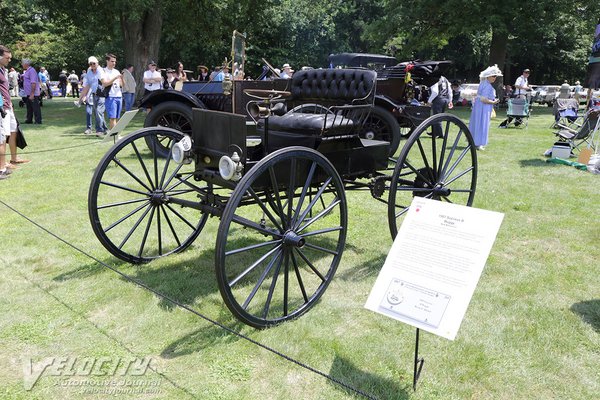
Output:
[489, 29, 508, 96]
[120, 7, 163, 102]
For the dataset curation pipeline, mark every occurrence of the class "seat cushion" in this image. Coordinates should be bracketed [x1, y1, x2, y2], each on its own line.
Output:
[265, 112, 354, 136]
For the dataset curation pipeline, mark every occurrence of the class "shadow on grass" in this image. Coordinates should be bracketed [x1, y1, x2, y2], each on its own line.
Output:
[519, 158, 551, 168]
[570, 299, 600, 332]
[160, 319, 247, 359]
[336, 253, 387, 282]
[329, 355, 410, 399]
[53, 262, 105, 281]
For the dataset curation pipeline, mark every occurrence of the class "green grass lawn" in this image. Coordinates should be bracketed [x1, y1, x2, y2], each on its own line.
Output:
[0, 97, 599, 399]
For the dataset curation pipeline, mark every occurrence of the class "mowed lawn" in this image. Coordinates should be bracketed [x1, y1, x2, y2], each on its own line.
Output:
[0, 97, 599, 399]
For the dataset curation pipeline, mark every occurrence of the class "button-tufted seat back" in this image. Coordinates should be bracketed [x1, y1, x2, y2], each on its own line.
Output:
[289, 69, 376, 104]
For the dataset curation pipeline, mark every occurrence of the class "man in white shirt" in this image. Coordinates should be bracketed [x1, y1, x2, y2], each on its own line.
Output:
[514, 69, 531, 98]
[280, 63, 294, 79]
[500, 68, 530, 127]
[143, 60, 162, 95]
[102, 53, 123, 131]
[427, 75, 453, 137]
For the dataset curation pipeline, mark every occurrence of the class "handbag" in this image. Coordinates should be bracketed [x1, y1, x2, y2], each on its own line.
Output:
[95, 79, 110, 97]
[16, 123, 27, 149]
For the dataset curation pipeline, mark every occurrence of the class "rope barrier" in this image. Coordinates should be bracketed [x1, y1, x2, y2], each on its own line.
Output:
[0, 199, 378, 400]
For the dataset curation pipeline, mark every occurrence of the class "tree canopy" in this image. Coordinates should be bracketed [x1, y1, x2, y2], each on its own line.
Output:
[1, 0, 599, 86]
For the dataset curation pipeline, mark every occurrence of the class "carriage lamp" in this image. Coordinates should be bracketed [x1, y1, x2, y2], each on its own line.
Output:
[219, 152, 243, 181]
[172, 135, 193, 164]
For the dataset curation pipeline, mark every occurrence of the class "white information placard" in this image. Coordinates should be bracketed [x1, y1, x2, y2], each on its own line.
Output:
[365, 197, 504, 340]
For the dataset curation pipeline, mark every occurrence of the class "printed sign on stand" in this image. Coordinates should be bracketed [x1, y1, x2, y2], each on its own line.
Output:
[365, 197, 504, 340]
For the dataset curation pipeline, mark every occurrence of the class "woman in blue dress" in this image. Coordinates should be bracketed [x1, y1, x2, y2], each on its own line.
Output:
[469, 65, 502, 150]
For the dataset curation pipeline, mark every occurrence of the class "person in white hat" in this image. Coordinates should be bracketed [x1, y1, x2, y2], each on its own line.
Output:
[281, 63, 294, 79]
[469, 65, 501, 150]
[78, 55, 108, 135]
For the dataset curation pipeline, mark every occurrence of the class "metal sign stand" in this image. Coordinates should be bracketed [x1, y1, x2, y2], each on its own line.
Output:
[412, 328, 425, 391]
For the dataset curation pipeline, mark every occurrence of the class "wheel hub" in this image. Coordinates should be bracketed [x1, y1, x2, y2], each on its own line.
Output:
[150, 190, 166, 206]
[282, 231, 305, 248]
[364, 130, 375, 140]
[432, 185, 451, 197]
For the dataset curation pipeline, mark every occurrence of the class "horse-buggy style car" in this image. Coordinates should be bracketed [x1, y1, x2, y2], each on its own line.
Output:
[87, 33, 478, 329]
[139, 33, 451, 158]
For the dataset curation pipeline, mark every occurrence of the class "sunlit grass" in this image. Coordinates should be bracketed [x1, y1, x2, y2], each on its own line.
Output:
[0, 98, 598, 399]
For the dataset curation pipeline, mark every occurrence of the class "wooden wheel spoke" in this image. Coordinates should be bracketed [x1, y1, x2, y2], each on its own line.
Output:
[241, 248, 283, 310]
[247, 186, 284, 233]
[229, 245, 282, 287]
[159, 205, 182, 248]
[262, 252, 285, 319]
[104, 201, 150, 233]
[294, 176, 333, 230]
[117, 204, 153, 250]
[294, 248, 326, 282]
[290, 251, 309, 303]
[292, 161, 318, 227]
[137, 206, 156, 258]
[97, 197, 148, 210]
[100, 180, 151, 197]
[296, 198, 341, 234]
[130, 141, 156, 191]
[111, 157, 153, 192]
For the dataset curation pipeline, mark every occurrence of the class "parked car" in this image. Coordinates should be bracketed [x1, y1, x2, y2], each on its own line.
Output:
[459, 83, 479, 104]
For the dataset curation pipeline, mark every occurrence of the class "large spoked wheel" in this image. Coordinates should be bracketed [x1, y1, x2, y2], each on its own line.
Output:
[361, 106, 402, 156]
[388, 113, 477, 238]
[89, 127, 209, 264]
[216, 147, 347, 328]
[144, 101, 195, 158]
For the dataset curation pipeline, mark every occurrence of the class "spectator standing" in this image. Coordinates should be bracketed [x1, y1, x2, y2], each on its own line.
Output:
[121, 64, 136, 111]
[514, 68, 531, 98]
[573, 80, 583, 103]
[213, 65, 230, 82]
[40, 67, 52, 99]
[280, 63, 294, 79]
[427, 75, 453, 137]
[78, 56, 107, 136]
[143, 60, 162, 96]
[8, 67, 18, 97]
[499, 68, 531, 128]
[102, 53, 123, 131]
[469, 65, 501, 151]
[0, 45, 30, 178]
[197, 65, 209, 81]
[68, 70, 80, 98]
[174, 61, 188, 83]
[38, 69, 49, 100]
[21, 58, 42, 124]
[58, 70, 68, 97]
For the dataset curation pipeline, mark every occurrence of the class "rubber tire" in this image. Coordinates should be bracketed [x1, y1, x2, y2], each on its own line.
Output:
[144, 101, 195, 158]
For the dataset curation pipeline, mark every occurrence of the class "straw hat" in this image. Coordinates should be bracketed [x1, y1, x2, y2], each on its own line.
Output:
[479, 64, 503, 79]
[282, 63, 294, 72]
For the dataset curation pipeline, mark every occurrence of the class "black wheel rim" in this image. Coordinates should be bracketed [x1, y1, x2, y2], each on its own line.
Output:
[388, 114, 477, 239]
[216, 147, 347, 328]
[362, 113, 392, 143]
[89, 128, 208, 263]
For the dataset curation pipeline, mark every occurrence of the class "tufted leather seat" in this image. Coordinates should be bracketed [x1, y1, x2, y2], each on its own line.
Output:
[265, 69, 376, 137]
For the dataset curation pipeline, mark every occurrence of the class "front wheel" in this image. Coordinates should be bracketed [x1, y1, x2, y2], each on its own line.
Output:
[388, 113, 477, 239]
[215, 147, 347, 328]
[88, 127, 209, 263]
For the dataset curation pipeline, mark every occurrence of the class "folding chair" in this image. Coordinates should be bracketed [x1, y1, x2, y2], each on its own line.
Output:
[552, 98, 579, 129]
[553, 109, 599, 153]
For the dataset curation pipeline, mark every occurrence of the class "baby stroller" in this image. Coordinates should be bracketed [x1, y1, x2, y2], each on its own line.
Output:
[499, 96, 531, 128]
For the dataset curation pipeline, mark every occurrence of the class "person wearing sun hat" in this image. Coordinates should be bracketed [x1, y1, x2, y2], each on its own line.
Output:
[469, 65, 501, 150]
[143, 60, 162, 95]
[280, 63, 294, 79]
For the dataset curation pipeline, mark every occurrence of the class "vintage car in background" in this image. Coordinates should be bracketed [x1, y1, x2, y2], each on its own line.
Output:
[140, 34, 449, 157]
[532, 85, 560, 106]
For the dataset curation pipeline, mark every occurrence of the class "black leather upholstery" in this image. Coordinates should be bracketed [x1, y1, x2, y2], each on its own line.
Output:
[265, 69, 376, 137]
[289, 69, 376, 103]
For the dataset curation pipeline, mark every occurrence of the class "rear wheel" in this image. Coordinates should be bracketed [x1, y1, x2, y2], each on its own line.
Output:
[144, 101, 195, 158]
[388, 113, 477, 238]
[361, 105, 402, 156]
[215, 147, 347, 328]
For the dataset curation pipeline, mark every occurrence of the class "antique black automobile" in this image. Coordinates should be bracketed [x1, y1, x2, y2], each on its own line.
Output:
[140, 33, 449, 157]
[88, 37, 477, 329]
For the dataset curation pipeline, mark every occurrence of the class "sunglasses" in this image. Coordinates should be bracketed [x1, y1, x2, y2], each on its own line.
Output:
[89, 62, 97, 65]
